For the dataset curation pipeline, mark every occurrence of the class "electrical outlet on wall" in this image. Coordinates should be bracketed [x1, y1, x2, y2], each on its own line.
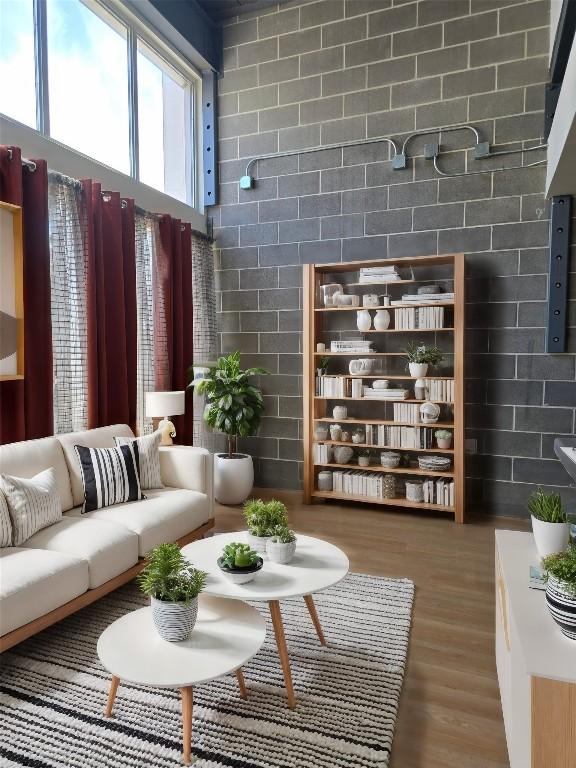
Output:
[465, 439, 477, 454]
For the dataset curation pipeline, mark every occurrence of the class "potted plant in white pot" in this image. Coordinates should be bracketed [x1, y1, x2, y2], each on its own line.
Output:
[218, 542, 263, 584]
[267, 524, 297, 564]
[542, 545, 576, 641]
[404, 342, 443, 378]
[528, 488, 570, 559]
[194, 351, 268, 505]
[435, 429, 453, 449]
[243, 498, 288, 553]
[138, 543, 207, 642]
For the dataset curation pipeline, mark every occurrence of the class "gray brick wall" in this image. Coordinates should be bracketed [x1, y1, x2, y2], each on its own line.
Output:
[211, 0, 576, 516]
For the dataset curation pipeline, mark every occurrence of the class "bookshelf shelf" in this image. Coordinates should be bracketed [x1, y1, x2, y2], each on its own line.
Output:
[303, 253, 465, 522]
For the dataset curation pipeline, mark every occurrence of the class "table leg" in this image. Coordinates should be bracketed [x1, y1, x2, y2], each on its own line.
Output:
[104, 675, 120, 717]
[268, 600, 296, 709]
[181, 686, 193, 765]
[304, 594, 327, 646]
[235, 668, 248, 699]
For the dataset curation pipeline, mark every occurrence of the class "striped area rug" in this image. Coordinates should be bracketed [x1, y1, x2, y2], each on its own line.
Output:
[0, 573, 414, 768]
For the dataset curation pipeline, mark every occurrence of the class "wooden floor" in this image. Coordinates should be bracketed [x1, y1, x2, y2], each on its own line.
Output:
[215, 489, 530, 768]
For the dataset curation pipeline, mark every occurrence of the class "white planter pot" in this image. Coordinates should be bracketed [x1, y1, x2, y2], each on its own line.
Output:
[151, 596, 198, 642]
[531, 516, 571, 559]
[267, 538, 297, 564]
[409, 362, 428, 377]
[214, 453, 254, 505]
[246, 532, 271, 554]
[436, 438, 452, 449]
[546, 575, 576, 641]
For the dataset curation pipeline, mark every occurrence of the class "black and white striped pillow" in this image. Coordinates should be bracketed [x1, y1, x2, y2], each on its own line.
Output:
[0, 468, 62, 546]
[74, 444, 144, 514]
[114, 430, 163, 490]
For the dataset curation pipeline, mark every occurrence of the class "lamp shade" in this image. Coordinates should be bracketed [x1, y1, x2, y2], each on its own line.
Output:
[145, 390, 185, 418]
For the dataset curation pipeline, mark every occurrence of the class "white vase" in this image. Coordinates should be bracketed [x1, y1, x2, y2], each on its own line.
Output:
[333, 405, 348, 420]
[246, 532, 271, 555]
[373, 309, 390, 330]
[356, 310, 372, 331]
[531, 516, 571, 559]
[436, 438, 452, 449]
[267, 538, 297, 564]
[409, 362, 428, 377]
[214, 453, 254, 505]
[151, 596, 198, 642]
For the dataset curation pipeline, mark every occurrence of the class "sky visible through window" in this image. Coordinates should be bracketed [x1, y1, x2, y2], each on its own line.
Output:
[0, 0, 36, 128]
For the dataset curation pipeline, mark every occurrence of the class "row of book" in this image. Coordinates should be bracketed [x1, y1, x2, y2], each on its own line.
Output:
[316, 376, 347, 397]
[367, 424, 445, 449]
[428, 379, 454, 402]
[394, 306, 445, 330]
[358, 265, 400, 283]
[363, 387, 409, 400]
[331, 470, 393, 498]
[424, 478, 455, 507]
[313, 443, 333, 463]
[330, 340, 374, 353]
[393, 403, 426, 423]
[399, 292, 454, 303]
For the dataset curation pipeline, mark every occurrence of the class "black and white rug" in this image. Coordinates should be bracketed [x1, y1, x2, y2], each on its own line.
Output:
[0, 573, 414, 768]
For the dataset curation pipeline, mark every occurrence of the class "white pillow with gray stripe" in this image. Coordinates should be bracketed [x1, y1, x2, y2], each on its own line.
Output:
[74, 443, 144, 513]
[114, 431, 163, 490]
[0, 490, 12, 547]
[0, 468, 62, 546]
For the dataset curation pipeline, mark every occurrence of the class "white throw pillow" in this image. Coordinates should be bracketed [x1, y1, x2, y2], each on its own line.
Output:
[0, 491, 12, 547]
[0, 467, 62, 546]
[114, 430, 163, 490]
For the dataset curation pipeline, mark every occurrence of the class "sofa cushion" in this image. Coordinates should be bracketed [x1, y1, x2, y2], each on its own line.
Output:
[57, 425, 134, 508]
[0, 468, 62, 546]
[0, 491, 11, 547]
[75, 444, 144, 513]
[0, 436, 73, 511]
[66, 487, 211, 555]
[0, 548, 89, 636]
[22, 517, 139, 588]
[115, 431, 163, 490]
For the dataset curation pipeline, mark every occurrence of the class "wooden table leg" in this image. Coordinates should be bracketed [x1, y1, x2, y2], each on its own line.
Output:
[181, 686, 193, 765]
[304, 594, 327, 646]
[268, 600, 296, 709]
[235, 668, 248, 699]
[104, 675, 120, 717]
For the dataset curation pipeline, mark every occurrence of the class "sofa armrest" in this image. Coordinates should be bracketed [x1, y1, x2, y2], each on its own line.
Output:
[159, 446, 214, 518]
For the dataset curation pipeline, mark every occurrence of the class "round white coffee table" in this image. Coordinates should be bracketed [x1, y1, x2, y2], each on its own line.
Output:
[182, 533, 349, 709]
[97, 594, 266, 765]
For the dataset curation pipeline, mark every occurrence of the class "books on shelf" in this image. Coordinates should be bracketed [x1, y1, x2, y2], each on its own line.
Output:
[399, 292, 454, 303]
[423, 478, 455, 507]
[358, 265, 401, 283]
[394, 306, 445, 330]
[316, 376, 347, 397]
[363, 387, 409, 399]
[312, 443, 333, 463]
[427, 378, 454, 402]
[332, 470, 389, 499]
[393, 403, 422, 423]
[367, 424, 438, 449]
[330, 340, 374, 353]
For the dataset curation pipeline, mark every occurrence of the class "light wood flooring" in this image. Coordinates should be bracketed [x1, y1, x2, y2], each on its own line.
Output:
[215, 489, 530, 768]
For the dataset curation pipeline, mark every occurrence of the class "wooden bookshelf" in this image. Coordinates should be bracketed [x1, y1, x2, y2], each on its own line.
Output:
[303, 254, 465, 522]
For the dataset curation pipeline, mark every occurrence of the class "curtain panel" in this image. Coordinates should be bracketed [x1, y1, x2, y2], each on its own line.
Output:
[0, 146, 53, 444]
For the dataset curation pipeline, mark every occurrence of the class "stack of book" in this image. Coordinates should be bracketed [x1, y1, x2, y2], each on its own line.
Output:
[423, 478, 455, 507]
[312, 443, 333, 463]
[427, 379, 454, 402]
[332, 470, 393, 499]
[394, 306, 445, 330]
[363, 387, 409, 400]
[399, 292, 454, 303]
[330, 340, 374, 353]
[316, 376, 346, 397]
[358, 265, 401, 284]
[393, 403, 422, 423]
[367, 424, 436, 449]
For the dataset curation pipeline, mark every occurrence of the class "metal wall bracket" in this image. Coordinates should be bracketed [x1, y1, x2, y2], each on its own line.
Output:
[546, 195, 572, 353]
[202, 70, 218, 207]
[544, 83, 561, 141]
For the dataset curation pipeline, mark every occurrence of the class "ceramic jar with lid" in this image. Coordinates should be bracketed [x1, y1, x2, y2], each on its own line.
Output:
[317, 471, 333, 491]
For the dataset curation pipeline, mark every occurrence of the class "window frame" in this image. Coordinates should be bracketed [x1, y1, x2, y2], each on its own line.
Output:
[16, 0, 200, 207]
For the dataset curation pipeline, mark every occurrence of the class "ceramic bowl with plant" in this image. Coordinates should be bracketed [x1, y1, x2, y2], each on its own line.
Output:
[243, 498, 288, 553]
[435, 429, 452, 449]
[217, 542, 263, 584]
[542, 546, 576, 641]
[266, 525, 297, 564]
[138, 543, 207, 642]
[358, 448, 372, 467]
[528, 488, 570, 558]
[404, 342, 443, 378]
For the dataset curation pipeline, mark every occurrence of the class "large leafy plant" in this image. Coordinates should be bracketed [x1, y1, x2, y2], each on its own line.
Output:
[194, 351, 268, 457]
[404, 342, 443, 365]
[138, 543, 207, 603]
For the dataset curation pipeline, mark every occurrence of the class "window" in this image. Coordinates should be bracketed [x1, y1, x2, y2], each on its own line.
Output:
[0, 0, 36, 128]
[0, 0, 197, 205]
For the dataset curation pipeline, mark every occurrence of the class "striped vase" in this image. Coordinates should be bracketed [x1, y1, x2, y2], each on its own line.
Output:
[545, 576, 576, 641]
[151, 597, 198, 642]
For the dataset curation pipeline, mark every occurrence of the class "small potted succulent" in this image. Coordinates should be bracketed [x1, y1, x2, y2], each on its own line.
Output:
[404, 342, 443, 378]
[138, 543, 207, 642]
[435, 429, 453, 449]
[358, 448, 371, 467]
[542, 546, 576, 641]
[243, 498, 288, 553]
[218, 542, 263, 584]
[528, 488, 570, 559]
[267, 524, 297, 564]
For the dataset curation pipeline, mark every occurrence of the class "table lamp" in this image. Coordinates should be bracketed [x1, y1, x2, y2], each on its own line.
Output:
[145, 391, 185, 445]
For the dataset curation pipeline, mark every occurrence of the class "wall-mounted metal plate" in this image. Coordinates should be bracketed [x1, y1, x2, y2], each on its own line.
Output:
[424, 143, 438, 159]
[473, 141, 491, 159]
[546, 195, 572, 353]
[202, 70, 218, 207]
[392, 153, 406, 169]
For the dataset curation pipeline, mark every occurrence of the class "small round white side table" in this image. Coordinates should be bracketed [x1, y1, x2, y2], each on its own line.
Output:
[182, 532, 349, 709]
[97, 594, 265, 765]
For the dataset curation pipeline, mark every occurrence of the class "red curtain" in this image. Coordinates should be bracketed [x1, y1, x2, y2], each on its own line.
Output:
[0, 146, 53, 444]
[157, 215, 194, 444]
[82, 181, 137, 431]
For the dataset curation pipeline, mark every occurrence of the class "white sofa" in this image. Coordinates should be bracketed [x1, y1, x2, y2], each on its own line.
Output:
[0, 425, 214, 650]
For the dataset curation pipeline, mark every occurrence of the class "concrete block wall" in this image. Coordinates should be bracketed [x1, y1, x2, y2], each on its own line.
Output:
[211, 0, 576, 516]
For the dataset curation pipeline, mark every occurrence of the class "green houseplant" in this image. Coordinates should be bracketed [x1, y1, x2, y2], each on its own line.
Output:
[528, 488, 570, 559]
[193, 351, 268, 505]
[138, 543, 207, 642]
[542, 546, 576, 640]
[243, 498, 288, 553]
[267, 524, 297, 564]
[404, 342, 443, 378]
[218, 542, 263, 584]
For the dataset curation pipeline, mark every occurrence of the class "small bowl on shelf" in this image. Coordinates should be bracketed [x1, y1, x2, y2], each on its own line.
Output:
[380, 451, 401, 468]
[418, 455, 452, 472]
